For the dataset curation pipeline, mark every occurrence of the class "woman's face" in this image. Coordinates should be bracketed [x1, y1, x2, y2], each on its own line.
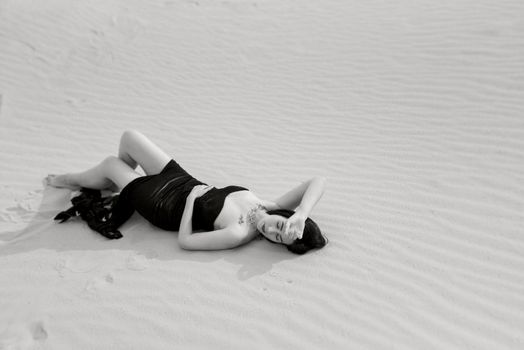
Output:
[257, 214, 295, 245]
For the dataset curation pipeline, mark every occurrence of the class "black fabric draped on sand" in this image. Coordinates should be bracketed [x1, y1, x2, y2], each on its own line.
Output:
[54, 159, 248, 238]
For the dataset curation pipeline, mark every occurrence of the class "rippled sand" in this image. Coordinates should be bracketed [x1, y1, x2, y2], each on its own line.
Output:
[1, 0, 523, 349]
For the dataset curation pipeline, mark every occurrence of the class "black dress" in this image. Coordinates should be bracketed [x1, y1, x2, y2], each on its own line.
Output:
[113, 159, 248, 231]
[55, 159, 249, 237]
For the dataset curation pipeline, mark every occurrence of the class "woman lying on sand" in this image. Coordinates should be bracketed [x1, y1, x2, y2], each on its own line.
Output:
[47, 130, 327, 254]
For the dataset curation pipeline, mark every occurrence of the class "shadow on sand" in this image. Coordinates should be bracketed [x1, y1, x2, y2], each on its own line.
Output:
[0, 186, 297, 281]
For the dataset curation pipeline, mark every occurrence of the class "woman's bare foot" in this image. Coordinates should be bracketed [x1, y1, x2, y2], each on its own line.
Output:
[45, 174, 81, 190]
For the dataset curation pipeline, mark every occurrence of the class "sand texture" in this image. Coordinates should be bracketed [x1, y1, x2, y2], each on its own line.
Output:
[1, 0, 524, 349]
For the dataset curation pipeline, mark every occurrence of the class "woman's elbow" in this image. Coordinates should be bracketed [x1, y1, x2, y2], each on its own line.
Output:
[313, 176, 327, 196]
[178, 237, 192, 250]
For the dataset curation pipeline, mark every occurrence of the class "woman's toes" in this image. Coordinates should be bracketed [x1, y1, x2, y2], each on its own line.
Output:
[45, 174, 78, 189]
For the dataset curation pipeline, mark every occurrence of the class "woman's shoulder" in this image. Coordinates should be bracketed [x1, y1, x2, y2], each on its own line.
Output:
[259, 199, 280, 211]
[231, 190, 279, 210]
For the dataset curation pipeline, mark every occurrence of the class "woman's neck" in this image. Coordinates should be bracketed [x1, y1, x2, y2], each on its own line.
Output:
[247, 203, 267, 230]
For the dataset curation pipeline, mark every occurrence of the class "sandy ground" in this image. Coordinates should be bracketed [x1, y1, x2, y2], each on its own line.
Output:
[1, 0, 524, 349]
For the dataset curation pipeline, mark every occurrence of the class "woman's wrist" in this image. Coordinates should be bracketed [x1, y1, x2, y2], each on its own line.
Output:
[186, 193, 197, 204]
[179, 196, 195, 234]
[295, 206, 308, 219]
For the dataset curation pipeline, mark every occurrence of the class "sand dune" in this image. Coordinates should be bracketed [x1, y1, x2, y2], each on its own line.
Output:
[1, 0, 523, 349]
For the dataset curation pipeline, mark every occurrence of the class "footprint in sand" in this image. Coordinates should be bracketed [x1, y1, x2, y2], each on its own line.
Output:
[81, 273, 115, 299]
[30, 321, 48, 341]
[125, 253, 150, 271]
[0, 320, 48, 349]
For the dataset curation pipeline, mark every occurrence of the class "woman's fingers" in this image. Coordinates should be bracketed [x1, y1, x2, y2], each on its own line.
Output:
[284, 221, 291, 235]
[283, 221, 301, 240]
[282, 216, 305, 240]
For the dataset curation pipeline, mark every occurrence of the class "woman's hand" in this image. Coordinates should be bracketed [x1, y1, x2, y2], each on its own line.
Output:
[283, 212, 307, 240]
[188, 185, 214, 201]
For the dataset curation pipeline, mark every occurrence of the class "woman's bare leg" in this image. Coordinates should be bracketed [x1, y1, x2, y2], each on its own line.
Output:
[46, 130, 171, 190]
[117, 130, 171, 175]
[46, 156, 141, 191]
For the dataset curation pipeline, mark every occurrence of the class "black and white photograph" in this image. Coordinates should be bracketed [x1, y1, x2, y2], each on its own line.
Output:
[1, 0, 523, 348]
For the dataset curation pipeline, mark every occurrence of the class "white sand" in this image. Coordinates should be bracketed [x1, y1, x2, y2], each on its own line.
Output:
[1, 0, 524, 348]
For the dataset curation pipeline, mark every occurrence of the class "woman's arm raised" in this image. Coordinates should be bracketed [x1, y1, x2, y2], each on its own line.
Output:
[272, 177, 326, 239]
[178, 185, 247, 251]
[273, 177, 326, 217]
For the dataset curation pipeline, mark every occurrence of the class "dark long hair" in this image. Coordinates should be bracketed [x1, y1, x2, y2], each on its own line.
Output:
[266, 209, 327, 254]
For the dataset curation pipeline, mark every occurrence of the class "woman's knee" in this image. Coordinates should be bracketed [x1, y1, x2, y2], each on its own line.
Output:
[117, 131, 170, 175]
[121, 130, 144, 146]
[120, 130, 151, 157]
